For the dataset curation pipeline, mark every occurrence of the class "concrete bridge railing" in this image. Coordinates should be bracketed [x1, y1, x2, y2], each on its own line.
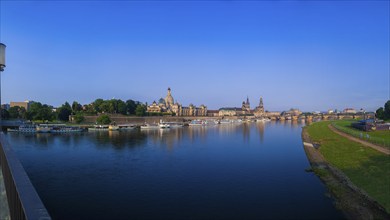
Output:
[0, 133, 51, 220]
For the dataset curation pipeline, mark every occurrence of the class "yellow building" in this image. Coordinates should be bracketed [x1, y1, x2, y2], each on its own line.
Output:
[10, 101, 31, 111]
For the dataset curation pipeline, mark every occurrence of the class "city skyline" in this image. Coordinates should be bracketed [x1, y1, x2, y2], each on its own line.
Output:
[0, 1, 389, 111]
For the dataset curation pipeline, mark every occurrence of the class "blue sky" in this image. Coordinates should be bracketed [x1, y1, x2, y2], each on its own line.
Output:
[0, 1, 388, 111]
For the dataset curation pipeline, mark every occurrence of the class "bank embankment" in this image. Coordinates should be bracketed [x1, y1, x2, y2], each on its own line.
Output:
[302, 121, 390, 220]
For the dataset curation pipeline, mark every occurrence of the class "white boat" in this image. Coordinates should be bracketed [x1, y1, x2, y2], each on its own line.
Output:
[51, 125, 83, 133]
[256, 118, 271, 123]
[219, 119, 233, 124]
[140, 124, 160, 129]
[36, 124, 52, 133]
[88, 125, 109, 131]
[167, 123, 184, 128]
[108, 125, 120, 131]
[204, 120, 218, 126]
[189, 120, 204, 126]
[158, 120, 170, 129]
[159, 123, 170, 129]
[8, 124, 37, 133]
[118, 124, 136, 130]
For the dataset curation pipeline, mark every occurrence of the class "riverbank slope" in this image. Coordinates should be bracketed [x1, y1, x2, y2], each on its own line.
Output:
[302, 121, 390, 220]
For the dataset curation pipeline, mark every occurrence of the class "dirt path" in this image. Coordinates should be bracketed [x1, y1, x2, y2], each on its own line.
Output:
[328, 124, 390, 155]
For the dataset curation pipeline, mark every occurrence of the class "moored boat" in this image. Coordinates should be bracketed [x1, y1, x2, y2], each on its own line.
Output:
[189, 120, 204, 126]
[166, 123, 184, 128]
[51, 125, 83, 133]
[88, 125, 110, 131]
[219, 119, 233, 124]
[108, 125, 120, 131]
[159, 123, 170, 129]
[36, 124, 52, 133]
[140, 123, 160, 129]
[8, 124, 37, 133]
[118, 124, 136, 130]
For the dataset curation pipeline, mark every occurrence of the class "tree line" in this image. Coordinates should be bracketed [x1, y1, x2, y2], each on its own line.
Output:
[1, 98, 148, 123]
[375, 100, 390, 120]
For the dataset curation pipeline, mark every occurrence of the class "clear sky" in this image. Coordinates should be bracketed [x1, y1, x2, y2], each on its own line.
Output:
[0, 1, 389, 111]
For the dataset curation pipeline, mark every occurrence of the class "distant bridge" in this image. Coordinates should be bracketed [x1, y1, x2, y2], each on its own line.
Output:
[272, 113, 373, 121]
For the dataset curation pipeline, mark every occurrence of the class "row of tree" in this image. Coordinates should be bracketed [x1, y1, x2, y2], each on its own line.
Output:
[376, 100, 390, 120]
[1, 98, 148, 122]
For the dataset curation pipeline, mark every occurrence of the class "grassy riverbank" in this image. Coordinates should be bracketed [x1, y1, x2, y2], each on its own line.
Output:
[332, 120, 390, 148]
[306, 121, 390, 213]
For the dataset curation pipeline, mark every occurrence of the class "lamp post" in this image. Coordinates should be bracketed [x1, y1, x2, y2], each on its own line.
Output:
[0, 43, 6, 132]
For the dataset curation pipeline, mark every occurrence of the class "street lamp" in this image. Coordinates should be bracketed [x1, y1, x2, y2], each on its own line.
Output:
[0, 43, 6, 131]
[0, 43, 5, 71]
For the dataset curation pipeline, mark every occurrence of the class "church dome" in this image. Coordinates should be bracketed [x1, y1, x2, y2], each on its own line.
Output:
[165, 88, 174, 107]
[158, 98, 166, 105]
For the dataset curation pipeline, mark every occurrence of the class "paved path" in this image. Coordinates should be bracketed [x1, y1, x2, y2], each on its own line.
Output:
[328, 124, 390, 155]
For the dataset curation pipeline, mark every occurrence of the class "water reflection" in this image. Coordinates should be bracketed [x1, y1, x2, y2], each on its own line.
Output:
[90, 130, 147, 149]
[6, 121, 310, 151]
[255, 122, 265, 143]
[4, 121, 343, 220]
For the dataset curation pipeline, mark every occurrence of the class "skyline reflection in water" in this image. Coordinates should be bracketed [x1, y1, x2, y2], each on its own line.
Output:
[5, 121, 343, 220]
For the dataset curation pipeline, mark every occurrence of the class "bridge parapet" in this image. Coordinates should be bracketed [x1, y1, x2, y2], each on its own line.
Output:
[0, 133, 51, 220]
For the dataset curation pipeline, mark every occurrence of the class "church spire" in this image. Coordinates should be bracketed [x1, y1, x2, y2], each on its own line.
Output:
[259, 97, 263, 108]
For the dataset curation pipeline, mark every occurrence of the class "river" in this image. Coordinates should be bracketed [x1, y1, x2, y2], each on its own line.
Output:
[5, 121, 344, 219]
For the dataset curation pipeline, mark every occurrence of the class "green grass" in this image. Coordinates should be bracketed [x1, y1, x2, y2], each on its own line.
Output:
[332, 120, 390, 148]
[306, 121, 390, 213]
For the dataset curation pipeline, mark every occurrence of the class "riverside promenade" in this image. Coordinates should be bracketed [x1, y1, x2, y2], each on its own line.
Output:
[328, 124, 390, 155]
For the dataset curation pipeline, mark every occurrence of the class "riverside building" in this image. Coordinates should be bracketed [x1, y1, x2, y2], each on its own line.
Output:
[219, 97, 266, 117]
[147, 88, 207, 116]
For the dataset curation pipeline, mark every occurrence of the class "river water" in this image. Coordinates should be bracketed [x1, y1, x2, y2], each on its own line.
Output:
[5, 121, 344, 220]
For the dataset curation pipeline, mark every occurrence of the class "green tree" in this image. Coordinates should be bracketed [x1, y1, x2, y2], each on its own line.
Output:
[135, 104, 146, 116]
[72, 101, 82, 114]
[73, 113, 85, 124]
[93, 99, 104, 112]
[8, 106, 24, 119]
[1, 109, 9, 119]
[83, 104, 96, 114]
[126, 99, 137, 115]
[384, 100, 390, 120]
[57, 102, 72, 121]
[96, 114, 111, 124]
[117, 100, 127, 115]
[39, 104, 54, 121]
[376, 107, 384, 119]
[26, 102, 54, 121]
[100, 102, 111, 113]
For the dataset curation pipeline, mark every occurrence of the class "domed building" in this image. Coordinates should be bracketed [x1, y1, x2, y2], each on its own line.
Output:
[147, 88, 207, 116]
[164, 87, 174, 108]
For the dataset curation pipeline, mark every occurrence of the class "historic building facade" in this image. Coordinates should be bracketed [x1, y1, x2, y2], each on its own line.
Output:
[219, 96, 267, 117]
[147, 88, 207, 116]
[242, 96, 251, 113]
[254, 97, 265, 117]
